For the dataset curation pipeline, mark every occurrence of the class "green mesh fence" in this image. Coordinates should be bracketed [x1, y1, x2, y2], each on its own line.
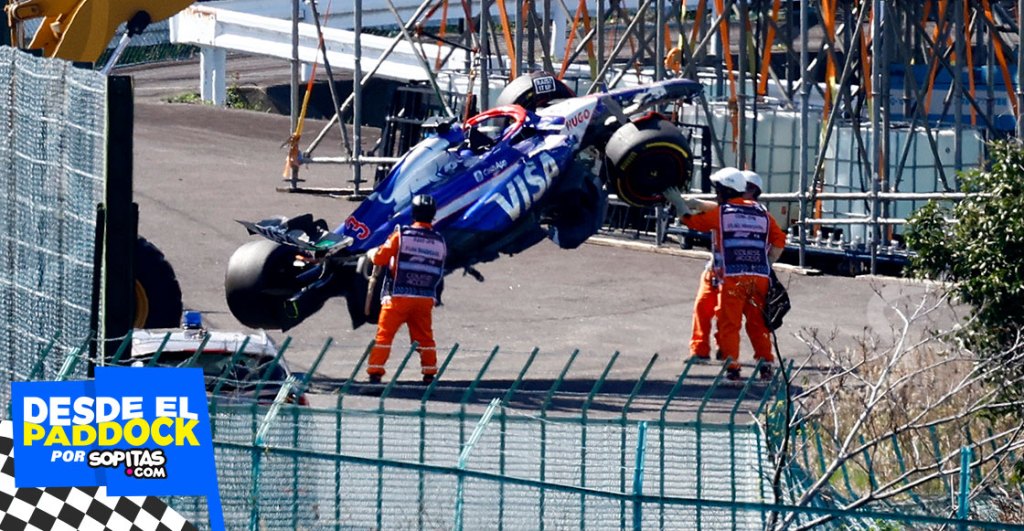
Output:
[0, 46, 106, 405]
[153, 337, 1023, 530]
[98, 19, 198, 69]
[159, 405, 774, 530]
[18, 19, 197, 69]
[9, 335, 1024, 530]
[159, 403, 1020, 531]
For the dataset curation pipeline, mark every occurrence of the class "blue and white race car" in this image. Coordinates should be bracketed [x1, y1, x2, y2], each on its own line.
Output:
[225, 74, 703, 330]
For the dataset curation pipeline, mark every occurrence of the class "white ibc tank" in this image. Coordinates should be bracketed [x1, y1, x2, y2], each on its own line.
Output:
[822, 124, 984, 243]
[677, 99, 822, 229]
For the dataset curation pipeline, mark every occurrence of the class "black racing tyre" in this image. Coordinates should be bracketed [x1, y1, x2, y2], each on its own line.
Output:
[495, 72, 576, 110]
[225, 240, 298, 330]
[134, 237, 184, 328]
[361, 269, 383, 325]
[605, 117, 693, 207]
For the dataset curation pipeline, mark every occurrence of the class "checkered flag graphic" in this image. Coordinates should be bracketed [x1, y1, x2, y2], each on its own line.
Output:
[0, 421, 198, 531]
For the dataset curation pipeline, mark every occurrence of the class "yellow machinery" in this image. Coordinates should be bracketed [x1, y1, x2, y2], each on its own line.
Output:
[5, 0, 194, 65]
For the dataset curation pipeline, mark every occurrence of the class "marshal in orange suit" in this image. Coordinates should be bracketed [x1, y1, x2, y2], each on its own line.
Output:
[367, 195, 447, 384]
[666, 168, 785, 381]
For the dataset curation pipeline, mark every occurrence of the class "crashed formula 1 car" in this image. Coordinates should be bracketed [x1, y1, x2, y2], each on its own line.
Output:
[225, 74, 703, 330]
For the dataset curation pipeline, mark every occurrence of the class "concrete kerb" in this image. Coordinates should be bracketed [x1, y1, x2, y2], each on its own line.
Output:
[586, 235, 823, 276]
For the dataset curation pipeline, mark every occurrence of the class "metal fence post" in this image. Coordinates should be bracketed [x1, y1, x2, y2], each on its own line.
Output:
[56, 335, 93, 381]
[27, 335, 59, 381]
[540, 349, 579, 530]
[459, 346, 502, 451]
[455, 397, 502, 531]
[419, 343, 460, 529]
[632, 421, 648, 531]
[620, 354, 658, 529]
[288, 0, 300, 189]
[728, 359, 765, 529]
[103, 75, 136, 365]
[498, 347, 541, 531]
[958, 446, 972, 530]
[376, 343, 418, 529]
[659, 356, 699, 529]
[353, 0, 364, 193]
[89, 205, 104, 377]
[695, 362, 731, 531]
[334, 341, 373, 531]
[580, 351, 619, 530]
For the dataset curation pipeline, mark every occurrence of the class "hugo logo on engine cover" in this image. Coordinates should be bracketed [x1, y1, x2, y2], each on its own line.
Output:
[566, 108, 591, 129]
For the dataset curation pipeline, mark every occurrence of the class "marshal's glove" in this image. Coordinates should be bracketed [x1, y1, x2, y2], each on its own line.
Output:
[662, 186, 691, 217]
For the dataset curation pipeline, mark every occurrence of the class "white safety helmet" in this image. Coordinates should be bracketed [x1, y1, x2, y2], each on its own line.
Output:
[741, 170, 763, 194]
[710, 167, 747, 193]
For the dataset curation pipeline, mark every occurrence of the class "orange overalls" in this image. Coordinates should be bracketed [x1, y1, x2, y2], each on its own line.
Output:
[368, 222, 446, 378]
[690, 268, 717, 357]
[683, 199, 786, 369]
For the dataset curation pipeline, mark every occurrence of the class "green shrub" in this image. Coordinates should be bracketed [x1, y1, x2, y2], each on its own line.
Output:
[906, 140, 1024, 389]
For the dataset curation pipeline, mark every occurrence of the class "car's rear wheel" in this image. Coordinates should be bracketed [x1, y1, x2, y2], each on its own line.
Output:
[225, 240, 300, 329]
[495, 72, 576, 110]
[605, 117, 693, 207]
[134, 237, 184, 328]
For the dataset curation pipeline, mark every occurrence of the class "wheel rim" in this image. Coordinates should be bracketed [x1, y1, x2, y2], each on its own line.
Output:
[133, 280, 149, 328]
[615, 143, 690, 206]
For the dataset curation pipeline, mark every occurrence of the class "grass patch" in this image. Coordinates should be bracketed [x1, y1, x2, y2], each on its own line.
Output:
[164, 85, 270, 112]
[166, 92, 202, 104]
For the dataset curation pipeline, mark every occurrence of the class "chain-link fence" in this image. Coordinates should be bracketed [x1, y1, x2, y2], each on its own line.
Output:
[161, 403, 773, 530]
[0, 46, 106, 404]
[2, 331, 1023, 529]
[163, 402, 1020, 531]
[79, 334, 1024, 530]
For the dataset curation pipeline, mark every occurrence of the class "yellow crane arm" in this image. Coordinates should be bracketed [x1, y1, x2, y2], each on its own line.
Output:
[6, 0, 194, 63]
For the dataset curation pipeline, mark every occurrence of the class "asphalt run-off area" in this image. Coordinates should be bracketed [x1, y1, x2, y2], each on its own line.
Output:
[128, 58, 956, 413]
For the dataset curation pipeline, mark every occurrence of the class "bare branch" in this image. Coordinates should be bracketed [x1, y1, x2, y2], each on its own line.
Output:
[767, 285, 1024, 530]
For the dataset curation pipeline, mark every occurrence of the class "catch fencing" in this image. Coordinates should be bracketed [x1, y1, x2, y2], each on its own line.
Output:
[16, 19, 196, 70]
[23, 333, 1020, 530]
[103, 20, 198, 69]
[0, 46, 107, 402]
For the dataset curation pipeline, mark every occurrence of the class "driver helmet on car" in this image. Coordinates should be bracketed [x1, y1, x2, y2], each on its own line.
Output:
[466, 117, 511, 152]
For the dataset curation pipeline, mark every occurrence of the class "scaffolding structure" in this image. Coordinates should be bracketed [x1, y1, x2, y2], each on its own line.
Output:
[172, 0, 1024, 272]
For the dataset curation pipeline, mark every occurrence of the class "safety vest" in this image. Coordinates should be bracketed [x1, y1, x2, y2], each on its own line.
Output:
[719, 202, 771, 278]
[384, 225, 446, 299]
